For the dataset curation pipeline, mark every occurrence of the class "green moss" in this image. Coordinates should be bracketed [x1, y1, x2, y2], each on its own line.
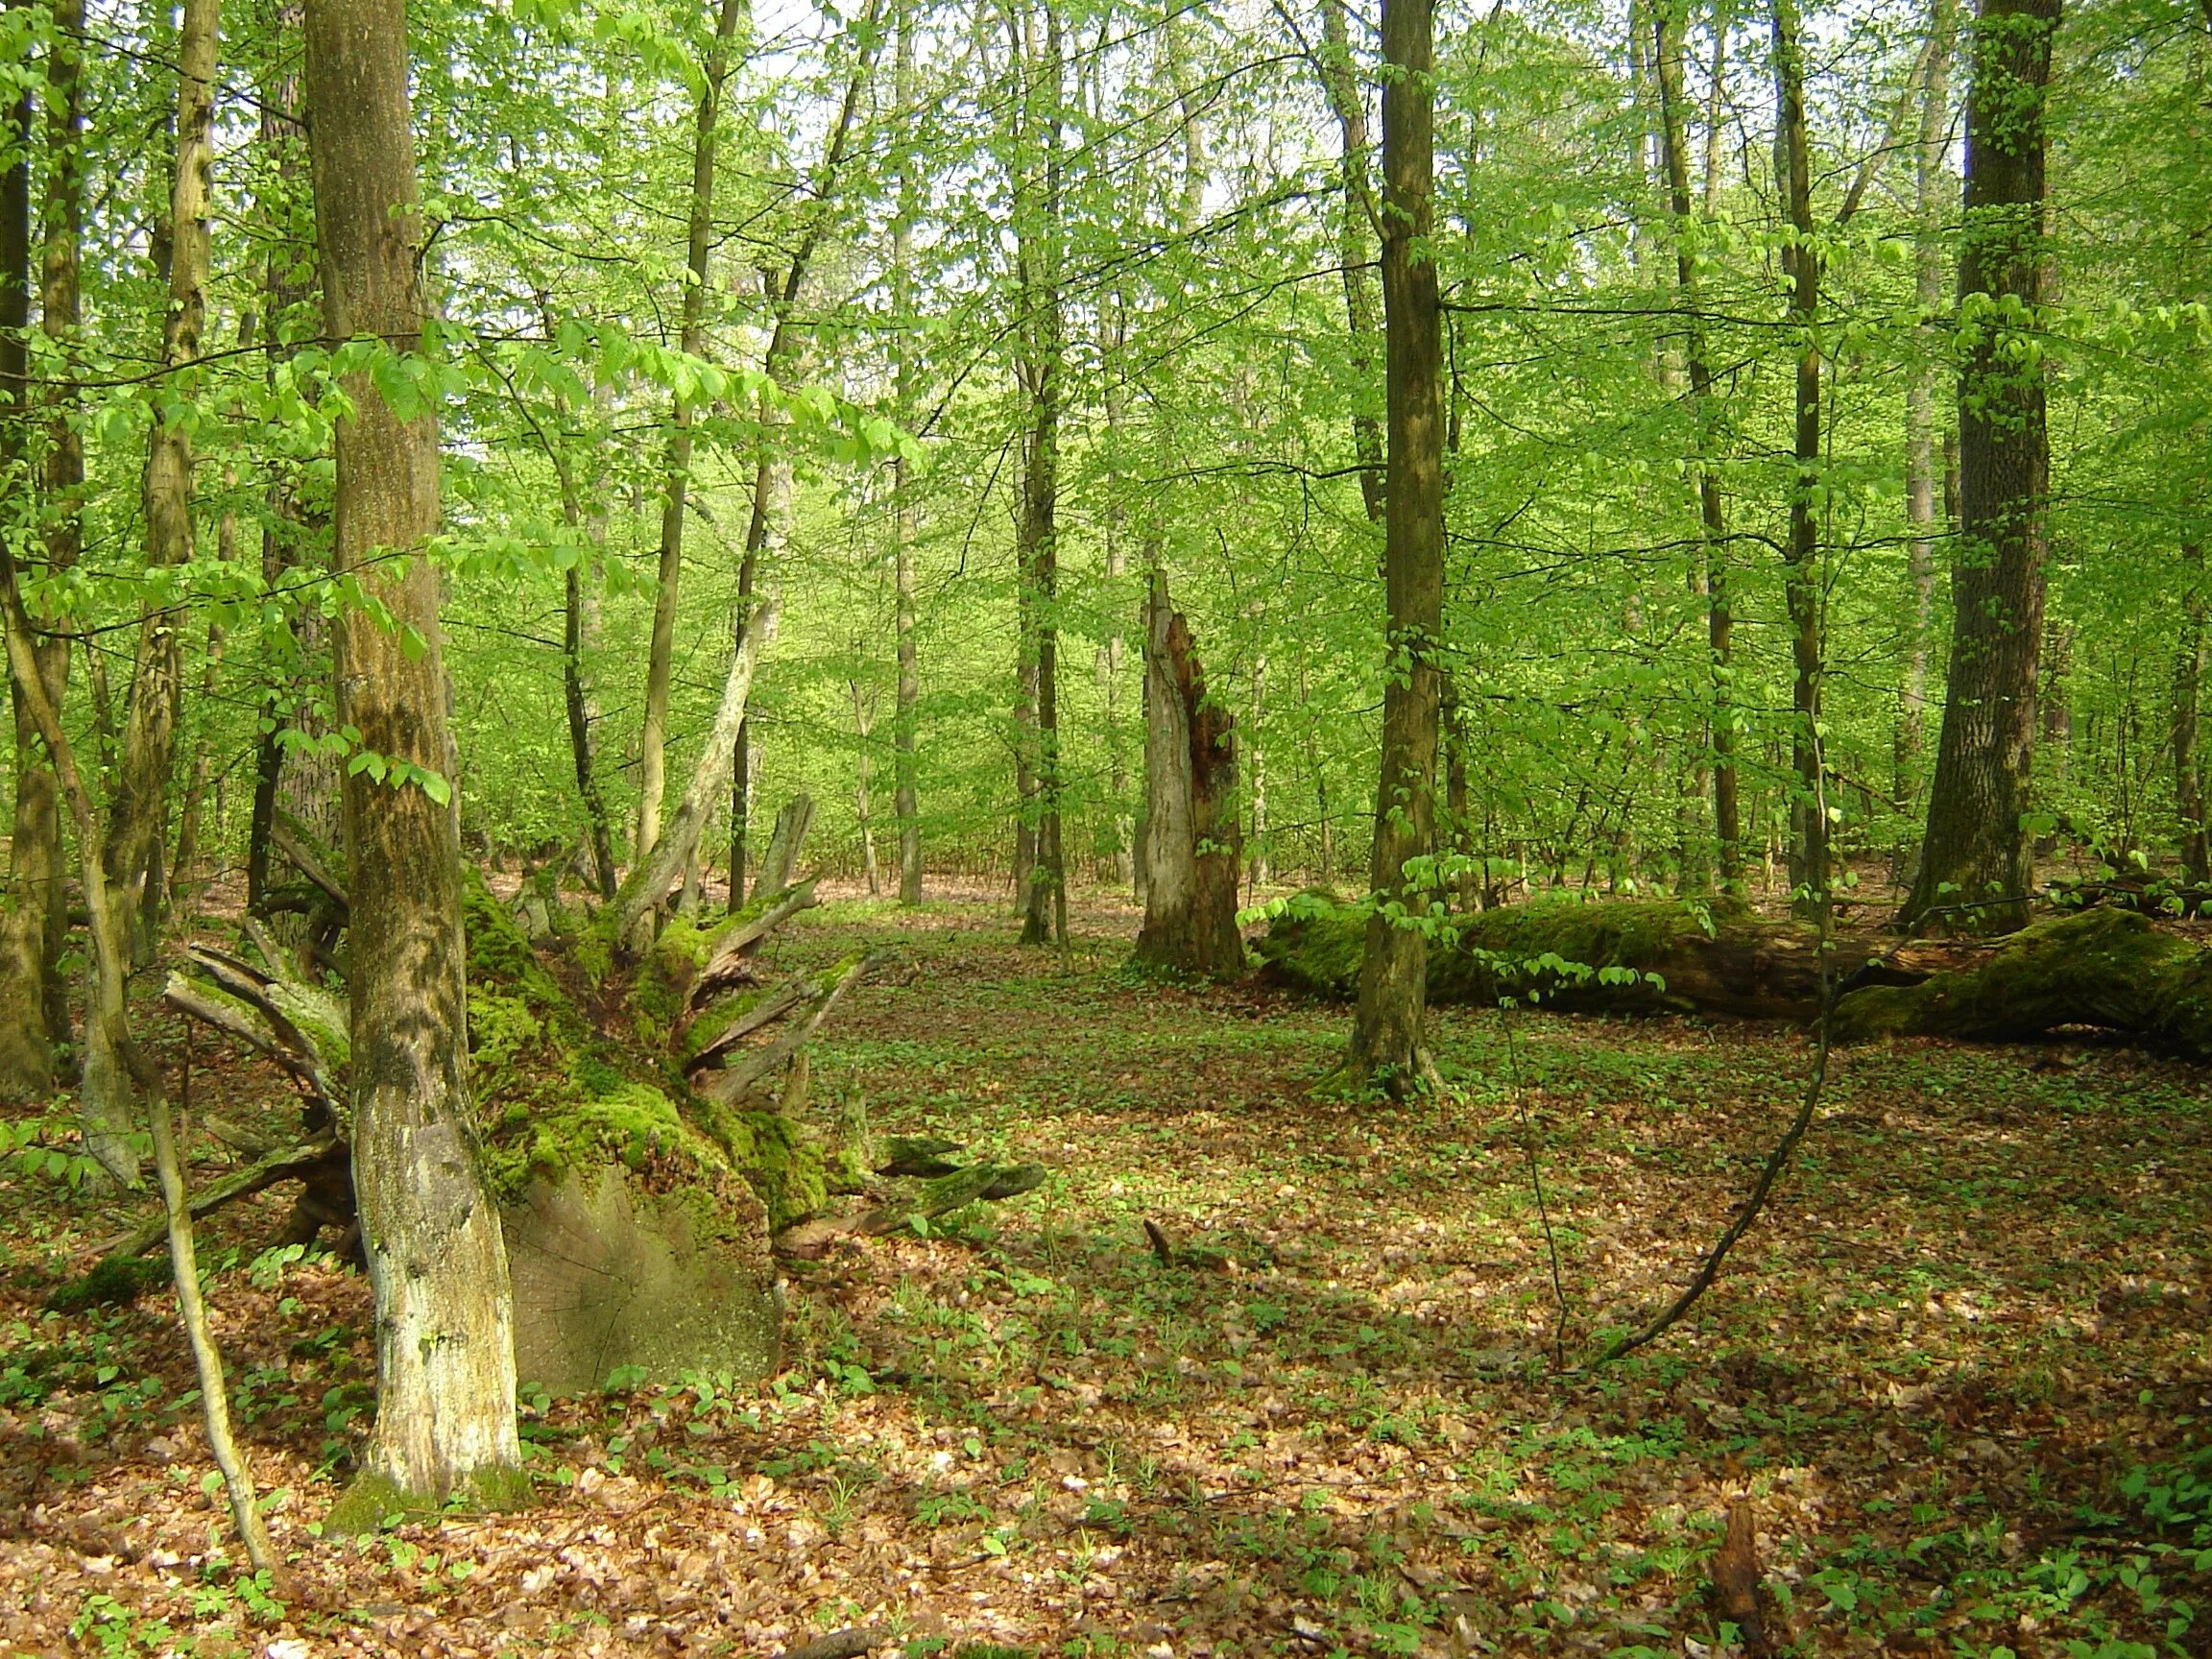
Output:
[712, 1108, 827, 1231]
[482, 1079, 733, 1204]
[1256, 892, 1709, 1007]
[323, 1472, 411, 1536]
[325, 1464, 530, 1535]
[678, 987, 768, 1063]
[46, 1253, 169, 1312]
[462, 871, 565, 1014]
[467, 991, 545, 1086]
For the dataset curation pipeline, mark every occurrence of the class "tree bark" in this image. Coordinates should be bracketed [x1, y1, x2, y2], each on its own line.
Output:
[1012, 0, 1067, 949]
[0, 0, 60, 1100]
[637, 0, 746, 865]
[893, 0, 924, 905]
[1342, 0, 1443, 1095]
[2178, 545, 2208, 884]
[1653, 0, 1742, 893]
[1131, 593, 1243, 977]
[1772, 0, 1827, 919]
[302, 0, 522, 1503]
[1901, 0, 2059, 934]
[1317, 0, 1386, 525]
[1899, 0, 1957, 808]
[105, 0, 219, 960]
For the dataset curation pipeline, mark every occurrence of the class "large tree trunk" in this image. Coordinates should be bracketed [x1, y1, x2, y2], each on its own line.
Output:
[1264, 893, 1866, 1018]
[1342, 0, 1444, 1095]
[1132, 593, 1243, 977]
[1773, 0, 1828, 918]
[1898, 0, 1957, 809]
[302, 0, 521, 1508]
[1836, 906, 2212, 1055]
[1900, 0, 2060, 934]
[637, 0, 745, 865]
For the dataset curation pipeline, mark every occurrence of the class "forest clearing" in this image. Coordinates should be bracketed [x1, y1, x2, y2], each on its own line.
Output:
[2, 883, 2207, 1658]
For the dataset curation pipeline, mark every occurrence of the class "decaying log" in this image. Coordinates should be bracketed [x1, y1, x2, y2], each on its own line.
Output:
[1709, 1498, 1775, 1656]
[775, 1139, 1047, 1257]
[692, 953, 876, 1104]
[90, 1134, 346, 1261]
[757, 794, 815, 898]
[1833, 906, 2212, 1055]
[1255, 893, 1941, 1020]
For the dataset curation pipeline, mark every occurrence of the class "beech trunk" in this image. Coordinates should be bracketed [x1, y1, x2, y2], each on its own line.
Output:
[1901, 0, 2060, 934]
[1131, 594, 1242, 978]
[302, 0, 521, 1503]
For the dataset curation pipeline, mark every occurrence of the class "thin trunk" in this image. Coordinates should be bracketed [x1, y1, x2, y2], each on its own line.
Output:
[1899, 0, 1956, 806]
[106, 0, 218, 955]
[1250, 652, 1270, 890]
[1014, 0, 1066, 949]
[637, 0, 746, 863]
[893, 0, 923, 904]
[1655, 0, 1742, 891]
[1902, 0, 2059, 934]
[1317, 0, 1386, 524]
[1344, 0, 1444, 1095]
[553, 375, 617, 901]
[2178, 546, 2207, 884]
[731, 26, 879, 909]
[0, 0, 62, 1099]
[169, 498, 233, 915]
[245, 20, 334, 922]
[1096, 304, 1132, 892]
[302, 0, 521, 1503]
[853, 677, 879, 896]
[1773, 0, 1826, 920]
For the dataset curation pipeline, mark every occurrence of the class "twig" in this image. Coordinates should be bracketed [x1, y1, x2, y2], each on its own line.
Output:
[1503, 1007, 1571, 1371]
[1596, 735, 1839, 1366]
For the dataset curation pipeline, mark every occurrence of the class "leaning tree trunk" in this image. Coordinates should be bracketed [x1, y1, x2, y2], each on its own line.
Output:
[637, 0, 745, 867]
[1342, 0, 1444, 1096]
[302, 0, 521, 1511]
[1132, 591, 1243, 978]
[1901, 0, 2060, 935]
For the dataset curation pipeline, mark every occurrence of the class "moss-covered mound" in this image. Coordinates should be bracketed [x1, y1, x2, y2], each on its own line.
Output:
[467, 878, 829, 1238]
[1834, 906, 2212, 1056]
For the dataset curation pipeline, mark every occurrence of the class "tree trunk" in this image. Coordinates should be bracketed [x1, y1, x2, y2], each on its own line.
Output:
[637, 0, 745, 865]
[1131, 591, 1243, 977]
[0, 0, 60, 1100]
[1773, 0, 1827, 919]
[302, 0, 522, 1505]
[1901, 0, 2059, 934]
[2178, 546, 2208, 884]
[1249, 652, 1270, 891]
[893, 0, 924, 906]
[1342, 0, 1443, 1096]
[246, 25, 338, 926]
[1653, 0, 1741, 893]
[1262, 892, 1955, 1022]
[106, 0, 218, 958]
[852, 677, 880, 896]
[1317, 0, 1385, 525]
[1013, 0, 1067, 950]
[1898, 0, 1957, 808]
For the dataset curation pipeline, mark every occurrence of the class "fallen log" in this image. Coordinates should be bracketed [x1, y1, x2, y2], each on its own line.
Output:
[1252, 892, 1958, 1020]
[1832, 906, 2212, 1056]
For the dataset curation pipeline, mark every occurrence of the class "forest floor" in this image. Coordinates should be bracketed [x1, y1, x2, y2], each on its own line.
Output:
[3, 885, 2210, 1658]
